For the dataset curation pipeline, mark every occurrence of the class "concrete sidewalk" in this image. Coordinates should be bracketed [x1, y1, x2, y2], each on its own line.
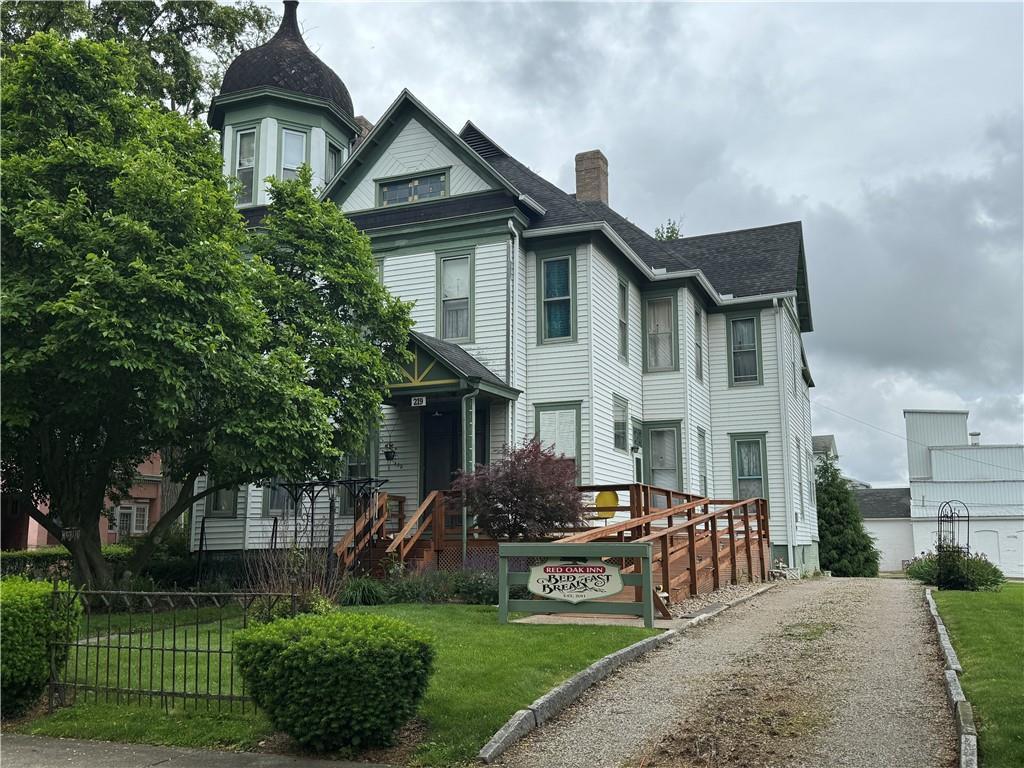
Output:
[0, 735, 393, 768]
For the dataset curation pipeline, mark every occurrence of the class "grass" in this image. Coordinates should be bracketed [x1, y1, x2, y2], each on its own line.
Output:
[933, 582, 1024, 768]
[17, 603, 657, 766]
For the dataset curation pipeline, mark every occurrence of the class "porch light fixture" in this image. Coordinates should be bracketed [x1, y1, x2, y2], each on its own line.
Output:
[383, 443, 397, 463]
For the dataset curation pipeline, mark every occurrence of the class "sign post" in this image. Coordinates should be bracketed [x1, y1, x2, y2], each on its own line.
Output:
[498, 542, 654, 628]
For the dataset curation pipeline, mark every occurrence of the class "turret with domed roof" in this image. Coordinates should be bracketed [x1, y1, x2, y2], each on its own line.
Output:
[210, 0, 358, 208]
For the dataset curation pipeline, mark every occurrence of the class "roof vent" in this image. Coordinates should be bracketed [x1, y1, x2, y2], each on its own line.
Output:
[459, 122, 506, 159]
[969, 431, 981, 446]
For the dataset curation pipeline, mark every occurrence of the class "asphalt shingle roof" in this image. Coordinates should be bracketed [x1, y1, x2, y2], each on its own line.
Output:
[480, 139, 803, 299]
[410, 331, 507, 389]
[854, 487, 912, 519]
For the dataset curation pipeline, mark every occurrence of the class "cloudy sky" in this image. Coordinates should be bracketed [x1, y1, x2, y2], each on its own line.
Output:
[273, 0, 1022, 486]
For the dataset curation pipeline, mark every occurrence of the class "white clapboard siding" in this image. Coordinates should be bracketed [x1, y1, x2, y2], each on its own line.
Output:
[381, 250, 435, 331]
[683, 288, 713, 496]
[378, 406, 421, 507]
[189, 475, 245, 552]
[525, 243, 592, 481]
[708, 308, 789, 544]
[460, 240, 509, 382]
[340, 116, 492, 213]
[589, 244, 643, 485]
[514, 242, 529, 442]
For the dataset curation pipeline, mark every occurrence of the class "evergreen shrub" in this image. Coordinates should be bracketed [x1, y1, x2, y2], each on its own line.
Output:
[0, 577, 81, 716]
[234, 612, 434, 751]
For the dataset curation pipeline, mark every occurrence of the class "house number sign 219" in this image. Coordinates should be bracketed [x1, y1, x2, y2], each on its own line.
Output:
[410, 396, 427, 407]
[527, 558, 624, 604]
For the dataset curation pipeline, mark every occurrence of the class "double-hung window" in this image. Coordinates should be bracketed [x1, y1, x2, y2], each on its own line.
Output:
[729, 316, 760, 385]
[697, 427, 708, 496]
[541, 256, 572, 341]
[806, 450, 816, 505]
[440, 255, 471, 341]
[204, 481, 238, 519]
[235, 129, 256, 204]
[327, 142, 344, 178]
[617, 280, 629, 361]
[649, 427, 679, 491]
[733, 436, 766, 500]
[536, 403, 580, 478]
[645, 296, 675, 371]
[612, 396, 628, 452]
[262, 480, 295, 518]
[694, 308, 703, 381]
[281, 129, 306, 181]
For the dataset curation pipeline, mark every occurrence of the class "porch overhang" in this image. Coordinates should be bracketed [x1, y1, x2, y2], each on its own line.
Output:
[387, 331, 520, 404]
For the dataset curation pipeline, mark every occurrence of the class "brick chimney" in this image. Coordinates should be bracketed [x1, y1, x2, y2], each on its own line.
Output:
[575, 150, 608, 204]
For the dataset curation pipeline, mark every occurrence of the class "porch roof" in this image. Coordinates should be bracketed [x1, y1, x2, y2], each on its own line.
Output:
[389, 331, 520, 401]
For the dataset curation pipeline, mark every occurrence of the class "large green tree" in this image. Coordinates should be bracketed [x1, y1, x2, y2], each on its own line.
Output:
[0, 0, 276, 117]
[1, 33, 409, 585]
[815, 454, 880, 577]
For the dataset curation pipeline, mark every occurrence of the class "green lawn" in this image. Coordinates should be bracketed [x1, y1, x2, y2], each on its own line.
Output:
[933, 583, 1024, 768]
[18, 603, 657, 766]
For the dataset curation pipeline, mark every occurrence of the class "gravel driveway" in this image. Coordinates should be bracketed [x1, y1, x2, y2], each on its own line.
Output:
[496, 578, 956, 768]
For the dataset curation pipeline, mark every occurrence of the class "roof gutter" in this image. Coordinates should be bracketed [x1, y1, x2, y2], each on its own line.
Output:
[523, 222, 798, 310]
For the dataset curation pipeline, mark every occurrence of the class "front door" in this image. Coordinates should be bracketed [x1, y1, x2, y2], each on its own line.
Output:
[422, 409, 461, 493]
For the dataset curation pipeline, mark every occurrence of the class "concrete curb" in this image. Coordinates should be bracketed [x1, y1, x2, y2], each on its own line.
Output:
[478, 581, 778, 764]
[925, 588, 977, 768]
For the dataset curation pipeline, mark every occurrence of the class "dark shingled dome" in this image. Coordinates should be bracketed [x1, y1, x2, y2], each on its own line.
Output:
[219, 0, 353, 117]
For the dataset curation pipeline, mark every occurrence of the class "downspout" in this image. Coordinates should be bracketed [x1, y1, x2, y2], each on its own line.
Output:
[506, 219, 517, 446]
[774, 299, 796, 567]
[461, 385, 481, 567]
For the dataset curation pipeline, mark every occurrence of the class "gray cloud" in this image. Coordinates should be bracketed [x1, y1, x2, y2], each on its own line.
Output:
[286, 0, 1023, 484]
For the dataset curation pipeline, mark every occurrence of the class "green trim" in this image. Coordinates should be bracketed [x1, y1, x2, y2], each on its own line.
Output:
[726, 312, 764, 387]
[694, 305, 704, 382]
[375, 166, 452, 208]
[228, 122, 260, 207]
[641, 289, 679, 373]
[435, 247, 475, 343]
[536, 249, 578, 345]
[641, 421, 683, 490]
[210, 87, 360, 135]
[276, 122, 311, 181]
[612, 394, 629, 453]
[366, 208, 525, 256]
[729, 432, 769, 500]
[533, 401, 583, 482]
[616, 273, 630, 364]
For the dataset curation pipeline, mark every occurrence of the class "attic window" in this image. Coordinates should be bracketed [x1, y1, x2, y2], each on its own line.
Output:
[378, 171, 447, 207]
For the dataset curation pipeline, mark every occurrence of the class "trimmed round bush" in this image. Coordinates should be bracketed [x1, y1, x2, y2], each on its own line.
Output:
[234, 612, 434, 751]
[1, 577, 82, 716]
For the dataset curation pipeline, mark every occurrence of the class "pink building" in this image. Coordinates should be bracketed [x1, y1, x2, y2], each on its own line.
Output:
[1, 455, 164, 550]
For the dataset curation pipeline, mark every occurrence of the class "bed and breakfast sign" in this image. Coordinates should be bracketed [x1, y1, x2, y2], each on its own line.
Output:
[527, 558, 624, 603]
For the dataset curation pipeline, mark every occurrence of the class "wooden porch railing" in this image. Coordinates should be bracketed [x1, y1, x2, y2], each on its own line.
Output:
[383, 489, 447, 564]
[559, 494, 771, 617]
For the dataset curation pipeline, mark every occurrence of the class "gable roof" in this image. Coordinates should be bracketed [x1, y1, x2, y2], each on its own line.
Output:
[459, 125, 812, 328]
[854, 487, 912, 519]
[409, 331, 511, 392]
[321, 90, 544, 217]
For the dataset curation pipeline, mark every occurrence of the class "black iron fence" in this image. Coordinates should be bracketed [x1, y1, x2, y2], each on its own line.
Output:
[48, 587, 298, 713]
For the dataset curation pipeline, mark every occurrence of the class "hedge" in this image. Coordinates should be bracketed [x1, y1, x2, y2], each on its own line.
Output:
[0, 544, 132, 580]
[234, 612, 434, 751]
[0, 577, 82, 717]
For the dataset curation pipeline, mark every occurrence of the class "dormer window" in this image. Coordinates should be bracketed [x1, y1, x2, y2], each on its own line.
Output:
[281, 128, 306, 181]
[378, 170, 447, 207]
[235, 129, 256, 205]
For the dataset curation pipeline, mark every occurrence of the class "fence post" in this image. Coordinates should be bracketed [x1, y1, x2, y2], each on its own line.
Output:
[687, 524, 698, 596]
[710, 512, 721, 591]
[742, 506, 754, 582]
[641, 548, 654, 629]
[48, 578, 58, 714]
[757, 501, 768, 580]
[727, 509, 738, 585]
[498, 554, 509, 624]
[660, 535, 670, 597]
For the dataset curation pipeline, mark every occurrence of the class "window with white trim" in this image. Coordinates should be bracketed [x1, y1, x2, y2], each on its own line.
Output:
[235, 129, 256, 204]
[204, 482, 238, 519]
[796, 436, 804, 521]
[262, 481, 295, 518]
[807, 450, 816, 505]
[730, 317, 759, 385]
[281, 129, 306, 181]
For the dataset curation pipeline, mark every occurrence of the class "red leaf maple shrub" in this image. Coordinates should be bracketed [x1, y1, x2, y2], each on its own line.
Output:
[453, 438, 587, 540]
